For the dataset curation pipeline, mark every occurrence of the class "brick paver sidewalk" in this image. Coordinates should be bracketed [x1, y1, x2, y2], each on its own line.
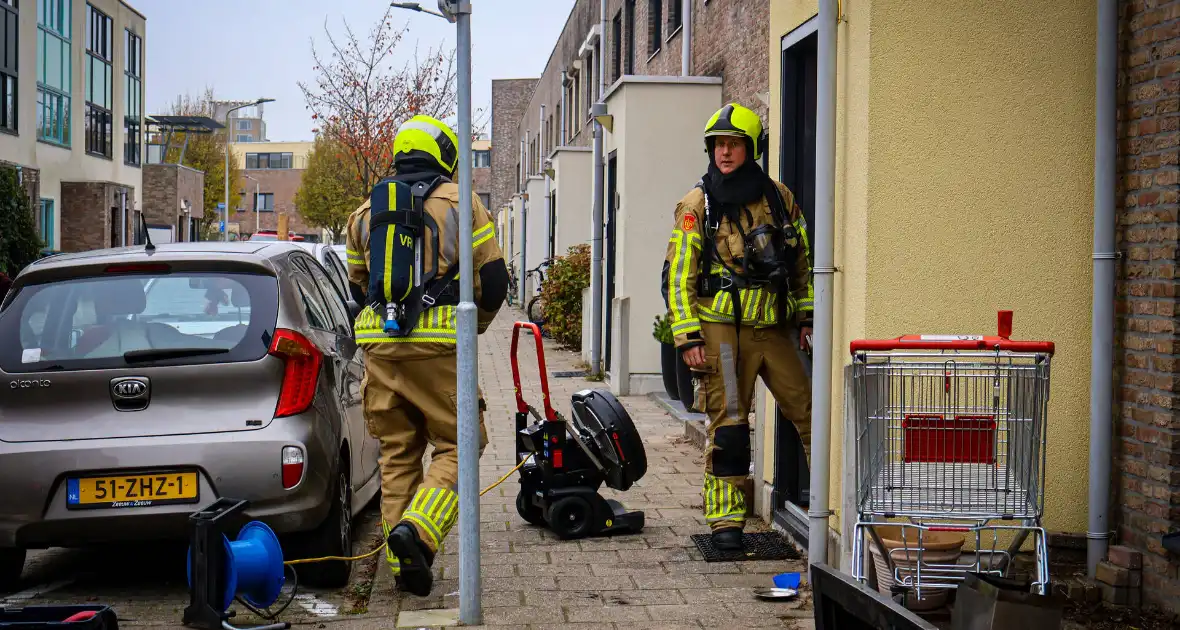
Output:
[377, 311, 812, 629]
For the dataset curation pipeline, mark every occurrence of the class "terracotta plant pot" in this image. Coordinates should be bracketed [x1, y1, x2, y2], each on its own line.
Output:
[868, 525, 966, 611]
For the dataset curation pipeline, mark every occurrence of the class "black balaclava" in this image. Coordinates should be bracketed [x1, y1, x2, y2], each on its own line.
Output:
[702, 136, 766, 213]
[391, 153, 453, 186]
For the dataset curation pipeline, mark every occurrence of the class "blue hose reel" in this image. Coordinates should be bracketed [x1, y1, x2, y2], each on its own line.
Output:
[183, 499, 290, 630]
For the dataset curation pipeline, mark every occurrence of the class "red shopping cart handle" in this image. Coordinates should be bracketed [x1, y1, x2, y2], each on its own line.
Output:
[509, 321, 558, 421]
[850, 336, 1054, 354]
[850, 310, 1054, 354]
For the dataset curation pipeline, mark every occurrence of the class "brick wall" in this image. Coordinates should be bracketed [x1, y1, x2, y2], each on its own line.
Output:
[60, 182, 136, 252]
[474, 165, 491, 207]
[143, 164, 205, 241]
[229, 168, 318, 238]
[492, 79, 538, 215]
[1115, 0, 1180, 612]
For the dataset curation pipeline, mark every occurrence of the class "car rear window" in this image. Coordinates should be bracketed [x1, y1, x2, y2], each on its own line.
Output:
[0, 271, 278, 373]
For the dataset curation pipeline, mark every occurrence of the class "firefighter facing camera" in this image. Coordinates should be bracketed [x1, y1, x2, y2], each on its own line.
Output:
[662, 103, 814, 553]
[345, 115, 509, 597]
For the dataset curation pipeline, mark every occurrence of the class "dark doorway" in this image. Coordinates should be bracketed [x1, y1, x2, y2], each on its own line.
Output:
[773, 18, 818, 544]
[604, 151, 618, 371]
[548, 191, 557, 260]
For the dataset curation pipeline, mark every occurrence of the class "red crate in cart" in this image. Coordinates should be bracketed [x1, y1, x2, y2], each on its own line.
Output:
[902, 414, 997, 465]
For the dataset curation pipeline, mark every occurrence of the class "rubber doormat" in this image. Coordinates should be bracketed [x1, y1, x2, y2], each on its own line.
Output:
[551, 370, 588, 378]
[691, 532, 802, 562]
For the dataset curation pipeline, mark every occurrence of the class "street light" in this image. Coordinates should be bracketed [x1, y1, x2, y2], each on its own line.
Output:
[391, 0, 476, 624]
[224, 98, 275, 242]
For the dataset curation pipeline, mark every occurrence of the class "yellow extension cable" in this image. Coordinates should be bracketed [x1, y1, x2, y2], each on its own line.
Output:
[284, 460, 527, 566]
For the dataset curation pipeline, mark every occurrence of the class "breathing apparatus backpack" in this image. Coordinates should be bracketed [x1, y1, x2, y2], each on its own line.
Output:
[366, 175, 459, 337]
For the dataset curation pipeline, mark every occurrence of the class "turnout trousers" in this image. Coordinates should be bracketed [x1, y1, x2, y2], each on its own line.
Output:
[362, 352, 489, 574]
[695, 321, 812, 531]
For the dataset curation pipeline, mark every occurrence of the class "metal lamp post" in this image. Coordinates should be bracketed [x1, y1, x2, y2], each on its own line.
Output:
[391, 1, 479, 624]
[223, 98, 274, 242]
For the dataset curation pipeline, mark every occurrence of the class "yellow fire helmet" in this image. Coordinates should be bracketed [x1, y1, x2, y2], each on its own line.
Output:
[703, 103, 764, 161]
[392, 114, 460, 174]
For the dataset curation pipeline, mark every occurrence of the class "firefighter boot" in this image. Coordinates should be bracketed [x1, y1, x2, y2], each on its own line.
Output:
[386, 523, 435, 596]
[712, 526, 745, 552]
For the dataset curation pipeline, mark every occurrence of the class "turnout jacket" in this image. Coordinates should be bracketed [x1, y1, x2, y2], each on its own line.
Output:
[662, 181, 813, 349]
[345, 182, 504, 360]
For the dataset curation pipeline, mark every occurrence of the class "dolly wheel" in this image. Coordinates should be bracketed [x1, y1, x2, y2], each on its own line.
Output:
[547, 496, 593, 540]
[516, 491, 546, 527]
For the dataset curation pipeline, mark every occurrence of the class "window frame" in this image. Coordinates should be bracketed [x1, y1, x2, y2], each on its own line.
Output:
[647, 0, 662, 57]
[84, 3, 113, 159]
[123, 28, 142, 166]
[287, 254, 338, 333]
[0, 0, 18, 135]
[38, 197, 55, 252]
[300, 254, 350, 333]
[37, 0, 72, 147]
[611, 10, 622, 84]
[624, 0, 636, 75]
[254, 192, 274, 212]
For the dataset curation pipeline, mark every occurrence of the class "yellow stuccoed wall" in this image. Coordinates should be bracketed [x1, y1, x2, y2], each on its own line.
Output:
[764, 0, 1096, 539]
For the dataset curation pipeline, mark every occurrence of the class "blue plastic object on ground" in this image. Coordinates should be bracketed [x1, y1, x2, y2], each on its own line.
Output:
[774, 572, 802, 589]
[186, 520, 286, 612]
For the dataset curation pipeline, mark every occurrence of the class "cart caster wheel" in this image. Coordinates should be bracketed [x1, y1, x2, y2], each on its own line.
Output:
[547, 496, 593, 540]
[516, 491, 546, 527]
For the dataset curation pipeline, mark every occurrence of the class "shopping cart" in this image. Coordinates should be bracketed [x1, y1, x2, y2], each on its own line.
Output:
[849, 311, 1054, 602]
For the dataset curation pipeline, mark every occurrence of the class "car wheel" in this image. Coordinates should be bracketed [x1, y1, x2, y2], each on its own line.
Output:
[293, 465, 353, 588]
[0, 548, 25, 592]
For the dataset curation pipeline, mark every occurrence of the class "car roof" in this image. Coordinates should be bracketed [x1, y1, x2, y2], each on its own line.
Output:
[14, 242, 309, 283]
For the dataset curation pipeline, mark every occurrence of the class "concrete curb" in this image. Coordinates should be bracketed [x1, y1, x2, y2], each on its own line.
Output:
[648, 392, 708, 450]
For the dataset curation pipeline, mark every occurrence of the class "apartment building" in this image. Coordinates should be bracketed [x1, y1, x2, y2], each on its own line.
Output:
[213, 99, 267, 143]
[228, 140, 318, 241]
[491, 0, 769, 394]
[0, 0, 146, 254]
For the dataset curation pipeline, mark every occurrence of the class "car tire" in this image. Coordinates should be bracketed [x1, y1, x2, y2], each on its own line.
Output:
[0, 548, 25, 592]
[292, 465, 353, 588]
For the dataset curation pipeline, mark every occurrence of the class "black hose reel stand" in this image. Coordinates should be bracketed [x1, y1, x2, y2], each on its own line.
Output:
[510, 322, 647, 539]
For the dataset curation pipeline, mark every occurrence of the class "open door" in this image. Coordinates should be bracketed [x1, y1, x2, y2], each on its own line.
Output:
[773, 18, 818, 545]
[604, 151, 618, 371]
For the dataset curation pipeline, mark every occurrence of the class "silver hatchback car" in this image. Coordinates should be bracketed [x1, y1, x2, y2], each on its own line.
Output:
[0, 242, 380, 590]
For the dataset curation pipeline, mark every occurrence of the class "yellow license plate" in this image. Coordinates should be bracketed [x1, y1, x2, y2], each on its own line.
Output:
[66, 472, 200, 509]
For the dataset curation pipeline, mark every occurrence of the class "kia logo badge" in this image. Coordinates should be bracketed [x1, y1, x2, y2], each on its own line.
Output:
[111, 377, 150, 411]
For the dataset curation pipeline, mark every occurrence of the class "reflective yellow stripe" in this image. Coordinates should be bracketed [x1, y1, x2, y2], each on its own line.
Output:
[668, 229, 702, 331]
[401, 487, 459, 550]
[383, 183, 397, 301]
[703, 472, 746, 524]
[355, 305, 458, 344]
[346, 248, 361, 256]
[473, 222, 495, 248]
[381, 520, 401, 575]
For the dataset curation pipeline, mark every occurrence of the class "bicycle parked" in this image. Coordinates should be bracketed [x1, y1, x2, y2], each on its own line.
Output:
[526, 258, 554, 336]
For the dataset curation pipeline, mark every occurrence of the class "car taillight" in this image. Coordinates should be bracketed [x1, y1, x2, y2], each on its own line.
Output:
[281, 446, 305, 489]
[268, 328, 322, 418]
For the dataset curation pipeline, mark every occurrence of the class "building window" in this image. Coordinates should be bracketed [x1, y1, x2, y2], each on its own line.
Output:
[477, 193, 490, 209]
[668, 0, 682, 37]
[624, 0, 635, 74]
[124, 29, 141, 165]
[39, 198, 55, 251]
[84, 4, 113, 158]
[237, 119, 251, 130]
[37, 0, 71, 146]
[611, 10, 622, 83]
[472, 149, 490, 168]
[236, 134, 251, 142]
[254, 192, 274, 212]
[245, 152, 292, 169]
[647, 0, 662, 56]
[0, 0, 17, 134]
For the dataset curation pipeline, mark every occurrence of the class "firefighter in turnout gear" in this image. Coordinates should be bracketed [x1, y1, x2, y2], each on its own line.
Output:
[662, 103, 813, 552]
[345, 114, 509, 596]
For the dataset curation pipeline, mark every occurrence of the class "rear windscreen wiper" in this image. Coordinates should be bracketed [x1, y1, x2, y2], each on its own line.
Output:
[123, 348, 230, 363]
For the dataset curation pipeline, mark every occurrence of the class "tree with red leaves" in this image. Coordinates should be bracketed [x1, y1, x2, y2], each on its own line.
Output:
[299, 5, 487, 199]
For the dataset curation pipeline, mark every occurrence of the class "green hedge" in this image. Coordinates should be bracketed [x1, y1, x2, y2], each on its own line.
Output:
[540, 243, 591, 350]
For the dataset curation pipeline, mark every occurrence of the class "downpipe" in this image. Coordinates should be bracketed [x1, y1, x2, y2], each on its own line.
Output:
[588, 0, 607, 376]
[1087, 0, 1117, 578]
[808, 0, 838, 566]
